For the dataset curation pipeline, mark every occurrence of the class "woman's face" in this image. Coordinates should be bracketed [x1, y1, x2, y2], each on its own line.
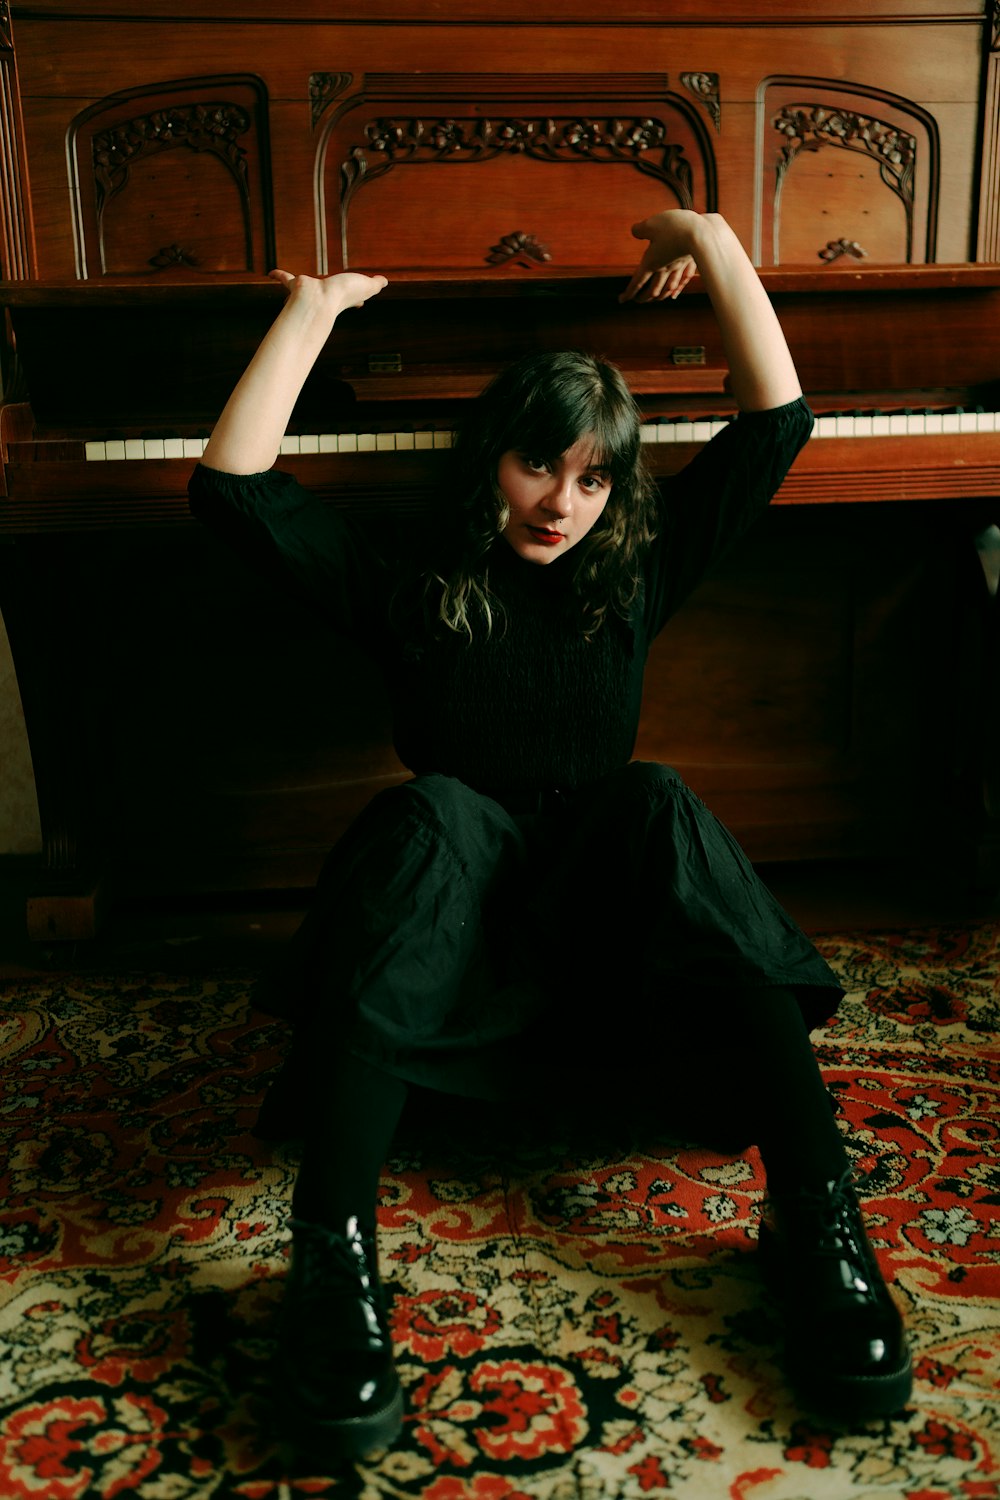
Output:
[496, 436, 613, 564]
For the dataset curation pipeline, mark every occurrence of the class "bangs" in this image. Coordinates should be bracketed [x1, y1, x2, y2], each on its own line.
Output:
[501, 359, 640, 485]
[458, 350, 642, 487]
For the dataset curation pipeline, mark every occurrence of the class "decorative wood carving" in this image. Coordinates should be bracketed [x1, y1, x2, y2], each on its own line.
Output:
[818, 237, 866, 263]
[149, 243, 200, 268]
[774, 104, 916, 262]
[93, 102, 253, 234]
[761, 81, 940, 266]
[68, 76, 275, 278]
[680, 72, 721, 133]
[317, 73, 716, 271]
[486, 230, 551, 267]
[310, 71, 353, 130]
[342, 114, 694, 207]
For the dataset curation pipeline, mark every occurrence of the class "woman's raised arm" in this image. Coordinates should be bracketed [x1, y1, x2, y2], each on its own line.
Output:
[201, 269, 388, 475]
[619, 211, 801, 414]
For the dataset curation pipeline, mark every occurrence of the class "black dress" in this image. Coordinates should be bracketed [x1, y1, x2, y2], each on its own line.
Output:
[188, 396, 842, 1105]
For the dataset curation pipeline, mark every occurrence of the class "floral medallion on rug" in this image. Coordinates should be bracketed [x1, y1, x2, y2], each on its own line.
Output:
[0, 922, 998, 1499]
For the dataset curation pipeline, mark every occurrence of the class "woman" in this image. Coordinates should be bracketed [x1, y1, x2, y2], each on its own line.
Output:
[189, 210, 912, 1458]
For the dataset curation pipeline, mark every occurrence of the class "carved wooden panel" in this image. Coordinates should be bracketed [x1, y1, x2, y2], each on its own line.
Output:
[314, 74, 717, 272]
[66, 75, 275, 278]
[757, 78, 940, 266]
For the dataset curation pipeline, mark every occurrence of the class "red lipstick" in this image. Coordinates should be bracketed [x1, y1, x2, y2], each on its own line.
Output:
[527, 526, 564, 546]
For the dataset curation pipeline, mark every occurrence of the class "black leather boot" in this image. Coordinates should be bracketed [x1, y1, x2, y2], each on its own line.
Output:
[274, 1216, 403, 1459]
[758, 1171, 913, 1422]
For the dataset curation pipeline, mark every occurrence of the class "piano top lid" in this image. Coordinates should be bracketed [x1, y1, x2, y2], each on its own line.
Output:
[1, 262, 1000, 306]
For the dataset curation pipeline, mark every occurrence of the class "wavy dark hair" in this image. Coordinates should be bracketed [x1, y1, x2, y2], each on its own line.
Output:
[425, 350, 658, 639]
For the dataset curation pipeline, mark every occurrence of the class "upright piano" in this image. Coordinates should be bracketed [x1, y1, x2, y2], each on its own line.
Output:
[0, 0, 997, 939]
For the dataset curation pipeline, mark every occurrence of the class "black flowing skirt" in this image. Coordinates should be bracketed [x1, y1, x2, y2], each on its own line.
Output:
[263, 762, 842, 1105]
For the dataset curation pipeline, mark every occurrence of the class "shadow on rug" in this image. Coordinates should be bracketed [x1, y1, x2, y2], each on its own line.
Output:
[0, 924, 998, 1499]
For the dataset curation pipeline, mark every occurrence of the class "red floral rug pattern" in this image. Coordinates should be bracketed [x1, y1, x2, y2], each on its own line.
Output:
[0, 923, 998, 1498]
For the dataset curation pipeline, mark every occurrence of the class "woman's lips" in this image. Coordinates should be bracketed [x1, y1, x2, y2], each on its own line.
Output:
[526, 526, 564, 546]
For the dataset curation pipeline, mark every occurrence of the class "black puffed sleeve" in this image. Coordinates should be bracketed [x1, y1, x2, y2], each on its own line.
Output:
[188, 463, 397, 644]
[642, 396, 814, 639]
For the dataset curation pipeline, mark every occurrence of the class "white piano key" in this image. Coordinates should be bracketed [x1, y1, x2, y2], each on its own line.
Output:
[375, 432, 396, 450]
[433, 431, 453, 448]
[690, 421, 713, 442]
[835, 415, 856, 438]
[124, 438, 145, 459]
[872, 414, 891, 436]
[414, 431, 434, 450]
[337, 433, 358, 452]
[708, 420, 730, 437]
[905, 413, 926, 435]
[959, 412, 980, 433]
[183, 437, 205, 459]
[395, 432, 415, 450]
[84, 441, 107, 461]
[924, 412, 944, 435]
[143, 438, 165, 460]
[163, 438, 185, 459]
[656, 423, 681, 442]
[887, 414, 911, 436]
[299, 434, 319, 454]
[942, 412, 961, 434]
[851, 415, 874, 437]
[978, 410, 997, 432]
[640, 424, 658, 444]
[357, 433, 377, 451]
[279, 435, 300, 454]
[811, 416, 839, 438]
[106, 439, 126, 460]
[319, 433, 338, 452]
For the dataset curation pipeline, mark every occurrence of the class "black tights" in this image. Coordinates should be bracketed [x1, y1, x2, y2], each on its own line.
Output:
[290, 984, 847, 1231]
[655, 985, 848, 1192]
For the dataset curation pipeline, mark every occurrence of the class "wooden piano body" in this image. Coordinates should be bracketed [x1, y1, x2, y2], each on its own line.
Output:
[0, 0, 998, 939]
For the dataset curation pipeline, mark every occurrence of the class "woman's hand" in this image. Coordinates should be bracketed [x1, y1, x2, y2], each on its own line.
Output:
[619, 210, 702, 304]
[618, 209, 802, 410]
[269, 268, 388, 315]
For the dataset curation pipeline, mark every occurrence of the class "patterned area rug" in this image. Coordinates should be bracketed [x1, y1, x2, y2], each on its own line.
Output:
[1, 924, 998, 1499]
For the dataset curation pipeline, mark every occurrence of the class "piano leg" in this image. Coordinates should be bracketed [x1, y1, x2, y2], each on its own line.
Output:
[0, 536, 105, 941]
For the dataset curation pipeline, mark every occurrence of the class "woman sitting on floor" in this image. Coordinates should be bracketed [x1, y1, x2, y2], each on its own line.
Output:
[189, 207, 913, 1458]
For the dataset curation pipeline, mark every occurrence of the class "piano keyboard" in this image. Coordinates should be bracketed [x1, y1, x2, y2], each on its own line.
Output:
[79, 409, 1000, 461]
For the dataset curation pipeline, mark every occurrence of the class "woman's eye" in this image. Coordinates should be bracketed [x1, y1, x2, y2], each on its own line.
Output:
[581, 474, 608, 493]
[523, 456, 549, 473]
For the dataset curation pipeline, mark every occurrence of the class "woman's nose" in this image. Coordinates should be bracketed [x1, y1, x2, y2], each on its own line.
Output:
[542, 474, 573, 517]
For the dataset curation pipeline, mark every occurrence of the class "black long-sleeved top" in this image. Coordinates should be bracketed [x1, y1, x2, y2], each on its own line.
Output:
[188, 397, 813, 795]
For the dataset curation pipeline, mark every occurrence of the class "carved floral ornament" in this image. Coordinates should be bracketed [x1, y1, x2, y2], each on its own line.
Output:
[341, 115, 694, 208]
[772, 104, 916, 196]
[680, 72, 721, 133]
[92, 103, 252, 211]
[487, 231, 551, 266]
[772, 103, 919, 262]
